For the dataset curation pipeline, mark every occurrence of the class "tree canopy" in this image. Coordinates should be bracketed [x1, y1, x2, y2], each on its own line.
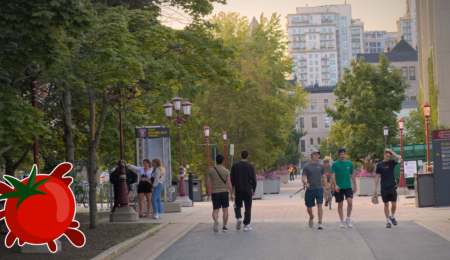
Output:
[326, 53, 407, 161]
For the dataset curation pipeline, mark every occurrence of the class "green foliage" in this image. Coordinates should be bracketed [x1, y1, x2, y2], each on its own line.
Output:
[272, 128, 306, 168]
[326, 53, 407, 162]
[427, 48, 439, 127]
[404, 109, 426, 144]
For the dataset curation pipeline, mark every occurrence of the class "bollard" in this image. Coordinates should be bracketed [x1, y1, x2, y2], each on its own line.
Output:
[188, 171, 194, 206]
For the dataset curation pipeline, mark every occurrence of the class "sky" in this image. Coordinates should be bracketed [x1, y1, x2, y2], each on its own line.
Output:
[210, 0, 406, 32]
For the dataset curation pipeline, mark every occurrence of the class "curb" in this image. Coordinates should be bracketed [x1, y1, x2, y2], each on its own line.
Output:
[146, 223, 197, 260]
[91, 222, 169, 260]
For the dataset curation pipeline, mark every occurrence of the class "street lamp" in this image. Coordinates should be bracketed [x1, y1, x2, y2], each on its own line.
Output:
[398, 118, 406, 187]
[383, 125, 389, 148]
[422, 102, 432, 173]
[164, 97, 193, 206]
[223, 132, 228, 169]
[204, 126, 210, 170]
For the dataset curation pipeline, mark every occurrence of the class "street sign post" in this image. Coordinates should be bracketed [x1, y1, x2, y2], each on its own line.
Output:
[432, 129, 450, 207]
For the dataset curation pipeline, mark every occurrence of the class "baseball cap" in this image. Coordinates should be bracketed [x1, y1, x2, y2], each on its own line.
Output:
[323, 159, 330, 162]
[310, 149, 321, 155]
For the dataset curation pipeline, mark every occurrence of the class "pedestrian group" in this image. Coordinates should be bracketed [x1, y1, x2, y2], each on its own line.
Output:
[208, 147, 400, 233]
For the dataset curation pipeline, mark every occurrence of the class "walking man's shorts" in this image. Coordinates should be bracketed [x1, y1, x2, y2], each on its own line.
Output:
[381, 186, 397, 203]
[334, 188, 353, 203]
[305, 188, 324, 207]
[211, 192, 230, 210]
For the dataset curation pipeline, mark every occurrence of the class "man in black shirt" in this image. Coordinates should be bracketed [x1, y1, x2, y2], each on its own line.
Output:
[230, 150, 257, 232]
[374, 148, 399, 228]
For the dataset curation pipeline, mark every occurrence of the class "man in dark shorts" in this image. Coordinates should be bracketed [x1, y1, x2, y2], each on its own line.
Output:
[207, 154, 234, 233]
[331, 148, 357, 228]
[230, 150, 257, 232]
[302, 149, 328, 229]
[374, 148, 399, 228]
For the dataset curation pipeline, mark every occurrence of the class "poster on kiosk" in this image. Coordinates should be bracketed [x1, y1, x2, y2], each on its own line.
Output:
[432, 129, 450, 207]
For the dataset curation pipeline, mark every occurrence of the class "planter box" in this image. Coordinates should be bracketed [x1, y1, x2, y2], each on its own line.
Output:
[263, 179, 280, 194]
[279, 174, 289, 184]
[253, 180, 264, 199]
[355, 177, 381, 196]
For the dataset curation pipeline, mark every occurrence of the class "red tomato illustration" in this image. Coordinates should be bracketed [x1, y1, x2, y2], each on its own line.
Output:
[0, 163, 85, 253]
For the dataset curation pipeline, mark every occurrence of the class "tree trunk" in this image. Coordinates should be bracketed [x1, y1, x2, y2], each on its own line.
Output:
[4, 157, 14, 176]
[61, 85, 76, 177]
[87, 87, 110, 229]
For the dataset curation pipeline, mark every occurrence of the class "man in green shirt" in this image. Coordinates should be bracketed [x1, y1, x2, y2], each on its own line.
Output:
[331, 148, 357, 228]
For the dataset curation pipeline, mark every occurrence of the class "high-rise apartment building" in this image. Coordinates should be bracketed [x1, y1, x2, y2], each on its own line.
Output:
[397, 0, 417, 48]
[417, 0, 450, 125]
[287, 4, 364, 86]
[364, 31, 398, 53]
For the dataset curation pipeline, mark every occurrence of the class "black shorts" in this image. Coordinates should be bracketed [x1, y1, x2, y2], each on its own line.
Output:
[335, 188, 353, 203]
[138, 181, 152, 193]
[381, 186, 397, 203]
[211, 192, 230, 210]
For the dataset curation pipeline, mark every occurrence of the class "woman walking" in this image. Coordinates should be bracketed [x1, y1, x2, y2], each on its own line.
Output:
[127, 159, 153, 217]
[151, 158, 165, 219]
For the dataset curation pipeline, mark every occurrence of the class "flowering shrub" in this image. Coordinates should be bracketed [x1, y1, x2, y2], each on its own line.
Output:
[274, 169, 290, 175]
[355, 170, 376, 178]
[260, 173, 280, 180]
[255, 175, 266, 181]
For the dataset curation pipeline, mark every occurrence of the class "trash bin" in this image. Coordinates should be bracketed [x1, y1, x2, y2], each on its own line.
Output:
[415, 173, 436, 207]
[169, 185, 178, 202]
[184, 179, 203, 202]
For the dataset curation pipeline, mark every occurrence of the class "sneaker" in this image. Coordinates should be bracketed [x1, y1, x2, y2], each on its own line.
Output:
[309, 216, 314, 228]
[236, 218, 242, 230]
[390, 217, 397, 226]
[153, 213, 159, 219]
[318, 223, 323, 230]
[213, 221, 219, 233]
[346, 219, 353, 228]
[340, 221, 345, 228]
[222, 227, 229, 233]
[386, 223, 392, 228]
[243, 226, 252, 232]
[325, 201, 329, 207]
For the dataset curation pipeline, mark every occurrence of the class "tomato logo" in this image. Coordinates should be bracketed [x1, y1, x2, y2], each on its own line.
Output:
[0, 163, 85, 253]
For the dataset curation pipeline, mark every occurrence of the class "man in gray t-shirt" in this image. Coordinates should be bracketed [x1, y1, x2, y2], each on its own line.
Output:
[302, 149, 328, 230]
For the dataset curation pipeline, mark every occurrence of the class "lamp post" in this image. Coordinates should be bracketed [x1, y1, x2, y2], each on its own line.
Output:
[422, 102, 432, 173]
[31, 76, 40, 172]
[204, 126, 211, 169]
[398, 118, 407, 187]
[164, 97, 192, 206]
[383, 125, 389, 149]
[223, 131, 228, 169]
[110, 85, 139, 222]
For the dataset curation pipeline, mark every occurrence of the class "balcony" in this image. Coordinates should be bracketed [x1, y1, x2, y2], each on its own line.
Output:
[321, 38, 334, 41]
[351, 32, 360, 35]
[352, 38, 360, 42]
[298, 63, 307, 67]
[321, 64, 330, 67]
[321, 56, 329, 59]
[321, 31, 333, 34]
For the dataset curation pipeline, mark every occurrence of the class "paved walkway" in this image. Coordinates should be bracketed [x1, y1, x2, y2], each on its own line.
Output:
[108, 177, 450, 260]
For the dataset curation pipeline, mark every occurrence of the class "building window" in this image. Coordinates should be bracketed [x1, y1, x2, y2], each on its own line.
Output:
[317, 137, 321, 144]
[325, 117, 330, 128]
[402, 67, 408, 80]
[310, 138, 314, 145]
[312, 117, 318, 129]
[409, 67, 416, 80]
[300, 139, 306, 152]
[410, 96, 417, 100]
[311, 99, 317, 110]
[299, 117, 305, 129]
[324, 99, 329, 109]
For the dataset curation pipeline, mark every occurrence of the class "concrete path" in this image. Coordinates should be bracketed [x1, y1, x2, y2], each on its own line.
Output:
[157, 221, 450, 260]
[109, 177, 450, 260]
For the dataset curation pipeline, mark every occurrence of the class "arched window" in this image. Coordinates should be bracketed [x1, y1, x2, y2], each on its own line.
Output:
[311, 99, 317, 110]
[310, 138, 314, 145]
[324, 99, 329, 109]
[318, 137, 321, 144]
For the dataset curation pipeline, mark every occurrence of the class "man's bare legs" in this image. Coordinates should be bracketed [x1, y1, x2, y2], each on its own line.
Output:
[318, 204, 323, 223]
[338, 201, 344, 221]
[222, 208, 229, 228]
[346, 198, 353, 218]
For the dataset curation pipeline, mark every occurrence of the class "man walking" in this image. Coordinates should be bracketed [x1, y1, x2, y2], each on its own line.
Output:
[374, 148, 399, 228]
[230, 150, 257, 232]
[207, 154, 234, 233]
[331, 148, 357, 228]
[302, 149, 328, 229]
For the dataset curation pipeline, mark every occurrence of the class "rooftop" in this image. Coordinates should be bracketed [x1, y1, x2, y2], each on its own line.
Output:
[355, 37, 417, 63]
[289, 79, 337, 93]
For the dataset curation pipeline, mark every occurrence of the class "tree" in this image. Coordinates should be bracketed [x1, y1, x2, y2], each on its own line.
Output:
[326, 53, 407, 162]
[272, 129, 306, 168]
[404, 109, 426, 144]
[427, 48, 439, 127]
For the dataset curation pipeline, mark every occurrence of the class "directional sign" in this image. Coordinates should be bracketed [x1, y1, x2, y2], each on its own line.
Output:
[230, 144, 235, 156]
